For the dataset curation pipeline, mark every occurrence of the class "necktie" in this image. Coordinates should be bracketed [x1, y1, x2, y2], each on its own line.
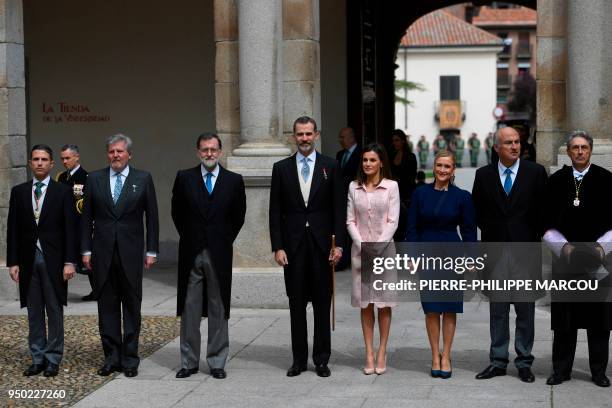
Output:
[205, 172, 213, 194]
[34, 181, 44, 200]
[341, 150, 350, 168]
[113, 173, 122, 204]
[503, 168, 513, 195]
[301, 157, 310, 183]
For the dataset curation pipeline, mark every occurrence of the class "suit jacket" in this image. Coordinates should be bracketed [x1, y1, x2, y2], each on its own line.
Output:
[81, 166, 159, 298]
[171, 165, 246, 319]
[336, 145, 362, 192]
[472, 159, 547, 242]
[6, 179, 77, 307]
[269, 152, 346, 267]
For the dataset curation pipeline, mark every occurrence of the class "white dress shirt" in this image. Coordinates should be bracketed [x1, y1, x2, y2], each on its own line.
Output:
[201, 163, 220, 192]
[497, 158, 520, 189]
[109, 165, 130, 195]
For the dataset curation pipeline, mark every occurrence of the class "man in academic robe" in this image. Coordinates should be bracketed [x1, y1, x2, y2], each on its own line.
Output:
[171, 133, 246, 380]
[543, 130, 612, 387]
[269, 116, 345, 377]
[7, 144, 77, 377]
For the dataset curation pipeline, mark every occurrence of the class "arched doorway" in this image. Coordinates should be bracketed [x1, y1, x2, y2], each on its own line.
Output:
[346, 0, 537, 150]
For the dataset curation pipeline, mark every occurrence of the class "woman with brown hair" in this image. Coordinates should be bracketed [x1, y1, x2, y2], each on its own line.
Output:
[347, 143, 400, 375]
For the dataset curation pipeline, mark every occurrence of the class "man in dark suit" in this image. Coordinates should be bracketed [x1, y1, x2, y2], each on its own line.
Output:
[171, 133, 246, 380]
[57, 144, 92, 301]
[81, 134, 159, 378]
[472, 126, 547, 383]
[7, 144, 77, 377]
[269, 116, 345, 378]
[543, 130, 612, 387]
[336, 127, 361, 191]
[335, 126, 361, 270]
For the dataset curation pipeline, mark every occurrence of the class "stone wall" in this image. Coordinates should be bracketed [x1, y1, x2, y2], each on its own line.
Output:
[0, 0, 25, 298]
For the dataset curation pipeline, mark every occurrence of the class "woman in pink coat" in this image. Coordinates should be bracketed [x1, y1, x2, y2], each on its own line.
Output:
[347, 143, 400, 375]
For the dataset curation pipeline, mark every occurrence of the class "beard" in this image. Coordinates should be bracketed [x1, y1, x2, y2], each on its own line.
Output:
[201, 157, 218, 171]
[298, 142, 314, 155]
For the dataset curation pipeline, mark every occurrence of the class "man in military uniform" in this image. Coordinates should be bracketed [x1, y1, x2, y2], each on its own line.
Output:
[417, 135, 429, 169]
[57, 144, 91, 301]
[468, 133, 481, 167]
[453, 133, 465, 168]
[485, 132, 494, 164]
[433, 134, 447, 155]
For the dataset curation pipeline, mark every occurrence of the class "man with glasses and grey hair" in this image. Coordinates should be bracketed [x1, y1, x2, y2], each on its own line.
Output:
[543, 130, 612, 387]
[81, 133, 159, 378]
[57, 144, 92, 300]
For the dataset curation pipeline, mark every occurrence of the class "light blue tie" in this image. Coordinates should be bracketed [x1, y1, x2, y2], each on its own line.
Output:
[112, 173, 122, 204]
[205, 172, 213, 194]
[301, 157, 310, 183]
[503, 168, 513, 195]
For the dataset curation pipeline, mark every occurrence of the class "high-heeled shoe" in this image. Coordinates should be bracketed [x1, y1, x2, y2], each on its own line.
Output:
[363, 353, 375, 375]
[375, 354, 387, 375]
[431, 354, 441, 378]
[439, 356, 452, 379]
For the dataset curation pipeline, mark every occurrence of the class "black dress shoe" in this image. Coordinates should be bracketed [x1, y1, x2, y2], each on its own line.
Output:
[315, 364, 331, 377]
[592, 375, 611, 387]
[211, 368, 227, 379]
[286, 364, 307, 377]
[475, 365, 507, 379]
[43, 363, 59, 377]
[518, 367, 535, 383]
[81, 292, 95, 301]
[546, 373, 571, 385]
[176, 367, 199, 378]
[97, 364, 121, 376]
[23, 363, 47, 377]
[123, 367, 138, 377]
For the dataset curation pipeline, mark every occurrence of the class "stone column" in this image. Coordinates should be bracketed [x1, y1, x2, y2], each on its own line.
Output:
[282, 0, 321, 142]
[233, 0, 290, 157]
[225, 0, 289, 272]
[0, 0, 26, 299]
[536, 0, 567, 169]
[562, 0, 612, 169]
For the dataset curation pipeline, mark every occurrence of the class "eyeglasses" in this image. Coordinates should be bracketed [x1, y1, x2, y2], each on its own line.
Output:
[199, 148, 220, 154]
[295, 132, 314, 137]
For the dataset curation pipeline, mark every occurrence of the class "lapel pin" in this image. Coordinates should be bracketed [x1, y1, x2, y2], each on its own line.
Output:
[323, 167, 328, 180]
[132, 184, 138, 192]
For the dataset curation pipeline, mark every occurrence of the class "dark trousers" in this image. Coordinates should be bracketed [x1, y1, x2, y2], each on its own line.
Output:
[97, 247, 141, 369]
[27, 248, 64, 365]
[287, 228, 332, 366]
[489, 302, 535, 369]
[180, 249, 229, 370]
[552, 329, 610, 378]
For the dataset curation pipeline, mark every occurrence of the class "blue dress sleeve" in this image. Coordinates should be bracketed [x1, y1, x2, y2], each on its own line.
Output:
[459, 190, 477, 242]
[405, 188, 420, 242]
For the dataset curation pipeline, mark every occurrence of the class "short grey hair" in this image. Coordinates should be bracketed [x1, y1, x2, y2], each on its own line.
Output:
[492, 126, 505, 146]
[106, 133, 133, 154]
[566, 129, 593, 149]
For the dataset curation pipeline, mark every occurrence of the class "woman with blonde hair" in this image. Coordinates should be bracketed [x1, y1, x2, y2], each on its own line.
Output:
[405, 150, 476, 379]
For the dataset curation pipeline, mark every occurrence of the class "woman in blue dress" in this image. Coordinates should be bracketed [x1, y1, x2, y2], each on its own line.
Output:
[405, 150, 476, 379]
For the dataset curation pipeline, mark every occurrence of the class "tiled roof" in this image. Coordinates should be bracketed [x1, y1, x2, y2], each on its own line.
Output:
[473, 6, 537, 27]
[401, 9, 502, 47]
